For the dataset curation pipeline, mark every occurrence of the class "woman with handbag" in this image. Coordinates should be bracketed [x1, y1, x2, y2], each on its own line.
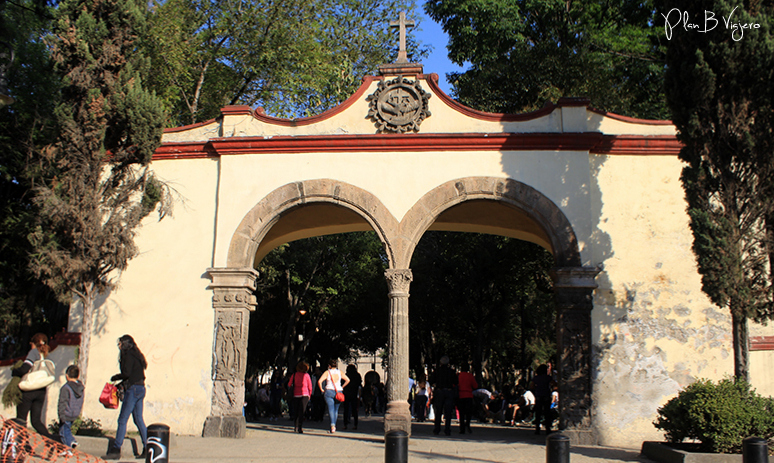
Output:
[106, 335, 148, 460]
[11, 333, 55, 439]
[317, 359, 349, 433]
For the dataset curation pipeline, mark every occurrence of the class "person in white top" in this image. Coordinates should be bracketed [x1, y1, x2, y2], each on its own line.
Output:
[317, 359, 350, 433]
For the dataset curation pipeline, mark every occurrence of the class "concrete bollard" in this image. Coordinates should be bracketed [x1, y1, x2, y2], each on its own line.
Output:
[385, 430, 408, 463]
[146, 423, 170, 463]
[546, 432, 570, 463]
[743, 437, 769, 463]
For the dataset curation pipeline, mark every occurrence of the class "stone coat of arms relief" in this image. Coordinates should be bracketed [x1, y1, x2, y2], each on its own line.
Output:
[366, 75, 431, 133]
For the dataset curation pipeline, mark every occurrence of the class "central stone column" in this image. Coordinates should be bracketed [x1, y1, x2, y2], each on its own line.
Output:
[552, 266, 600, 445]
[203, 267, 259, 438]
[384, 268, 412, 435]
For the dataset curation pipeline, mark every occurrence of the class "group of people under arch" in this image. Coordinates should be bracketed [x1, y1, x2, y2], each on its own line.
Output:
[415, 358, 559, 436]
[246, 356, 559, 437]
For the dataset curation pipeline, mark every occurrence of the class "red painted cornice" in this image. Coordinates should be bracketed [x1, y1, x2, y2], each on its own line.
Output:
[751, 336, 774, 351]
[153, 133, 681, 161]
[0, 332, 81, 366]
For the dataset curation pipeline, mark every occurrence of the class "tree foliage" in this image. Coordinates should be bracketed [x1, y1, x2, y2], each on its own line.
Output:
[425, 0, 669, 119]
[654, 378, 774, 453]
[409, 232, 555, 390]
[27, 0, 171, 382]
[660, 0, 774, 380]
[145, 0, 428, 125]
[0, 0, 69, 359]
[248, 232, 389, 376]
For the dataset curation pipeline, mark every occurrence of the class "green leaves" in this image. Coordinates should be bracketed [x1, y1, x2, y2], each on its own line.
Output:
[663, 0, 774, 379]
[427, 0, 668, 118]
[145, 0, 427, 125]
[654, 378, 774, 453]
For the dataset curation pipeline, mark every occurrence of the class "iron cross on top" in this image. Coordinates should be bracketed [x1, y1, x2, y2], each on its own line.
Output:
[390, 11, 415, 63]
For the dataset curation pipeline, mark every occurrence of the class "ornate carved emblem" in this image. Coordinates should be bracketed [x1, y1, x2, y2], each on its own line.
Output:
[367, 76, 431, 133]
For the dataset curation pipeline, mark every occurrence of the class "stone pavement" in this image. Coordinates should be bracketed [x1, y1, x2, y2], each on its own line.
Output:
[74, 415, 657, 463]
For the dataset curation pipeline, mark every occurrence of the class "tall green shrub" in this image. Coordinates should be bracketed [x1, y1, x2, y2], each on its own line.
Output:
[654, 378, 774, 453]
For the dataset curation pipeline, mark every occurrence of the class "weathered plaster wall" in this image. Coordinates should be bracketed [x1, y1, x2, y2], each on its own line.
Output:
[589, 153, 732, 448]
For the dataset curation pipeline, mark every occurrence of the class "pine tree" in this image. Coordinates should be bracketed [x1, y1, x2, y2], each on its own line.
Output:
[29, 0, 170, 383]
[661, 0, 774, 380]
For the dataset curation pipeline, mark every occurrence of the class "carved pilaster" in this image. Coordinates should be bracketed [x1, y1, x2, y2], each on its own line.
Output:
[553, 266, 599, 444]
[204, 268, 259, 438]
[384, 269, 412, 435]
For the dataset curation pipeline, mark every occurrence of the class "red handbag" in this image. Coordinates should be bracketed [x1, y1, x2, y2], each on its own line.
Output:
[99, 382, 119, 409]
[335, 392, 345, 403]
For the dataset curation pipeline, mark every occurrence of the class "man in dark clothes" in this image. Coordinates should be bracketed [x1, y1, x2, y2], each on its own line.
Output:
[429, 356, 457, 436]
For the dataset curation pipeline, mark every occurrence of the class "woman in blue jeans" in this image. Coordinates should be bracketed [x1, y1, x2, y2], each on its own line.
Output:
[317, 359, 350, 433]
[106, 335, 148, 459]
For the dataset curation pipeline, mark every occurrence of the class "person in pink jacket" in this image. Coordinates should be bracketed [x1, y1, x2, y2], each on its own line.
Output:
[288, 361, 313, 433]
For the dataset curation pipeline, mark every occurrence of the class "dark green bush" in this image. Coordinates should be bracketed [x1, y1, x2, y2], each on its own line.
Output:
[48, 416, 105, 437]
[654, 378, 774, 453]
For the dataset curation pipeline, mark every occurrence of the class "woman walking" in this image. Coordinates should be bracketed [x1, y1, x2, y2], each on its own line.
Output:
[288, 361, 313, 433]
[317, 359, 349, 433]
[12, 333, 55, 440]
[106, 335, 148, 459]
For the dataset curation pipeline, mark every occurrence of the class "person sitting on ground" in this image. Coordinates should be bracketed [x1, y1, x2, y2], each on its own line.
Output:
[472, 388, 493, 422]
[510, 387, 535, 425]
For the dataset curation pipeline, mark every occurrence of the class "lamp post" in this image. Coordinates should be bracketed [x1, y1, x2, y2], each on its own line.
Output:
[0, 42, 15, 108]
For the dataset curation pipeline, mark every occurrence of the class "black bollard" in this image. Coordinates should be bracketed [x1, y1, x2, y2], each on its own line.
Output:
[146, 423, 170, 463]
[546, 433, 570, 463]
[385, 430, 408, 463]
[743, 437, 769, 463]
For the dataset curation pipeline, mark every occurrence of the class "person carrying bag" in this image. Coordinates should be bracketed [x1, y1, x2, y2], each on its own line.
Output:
[317, 359, 350, 434]
[11, 333, 56, 440]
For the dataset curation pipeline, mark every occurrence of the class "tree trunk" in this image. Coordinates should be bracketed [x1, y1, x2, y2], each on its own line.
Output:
[731, 309, 749, 382]
[77, 283, 95, 385]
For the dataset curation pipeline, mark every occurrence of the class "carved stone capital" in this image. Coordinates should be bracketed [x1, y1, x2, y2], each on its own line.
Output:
[385, 268, 413, 297]
[551, 266, 601, 290]
[208, 267, 259, 311]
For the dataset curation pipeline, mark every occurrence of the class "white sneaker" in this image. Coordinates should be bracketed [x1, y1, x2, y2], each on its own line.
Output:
[71, 441, 79, 449]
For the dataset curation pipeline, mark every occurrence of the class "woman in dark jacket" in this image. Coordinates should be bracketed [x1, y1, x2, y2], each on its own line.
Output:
[11, 333, 55, 439]
[106, 335, 148, 459]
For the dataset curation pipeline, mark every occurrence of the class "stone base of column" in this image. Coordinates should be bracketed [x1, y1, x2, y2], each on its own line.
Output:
[384, 401, 411, 436]
[561, 427, 598, 446]
[202, 415, 246, 438]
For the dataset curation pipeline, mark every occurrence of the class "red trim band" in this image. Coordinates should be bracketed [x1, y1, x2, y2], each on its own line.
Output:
[153, 133, 682, 160]
[751, 336, 774, 351]
[0, 332, 81, 366]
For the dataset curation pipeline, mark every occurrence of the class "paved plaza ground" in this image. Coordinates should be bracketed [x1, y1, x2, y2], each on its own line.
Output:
[74, 415, 657, 463]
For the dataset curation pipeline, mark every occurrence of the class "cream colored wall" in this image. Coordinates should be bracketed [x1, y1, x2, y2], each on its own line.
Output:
[750, 350, 774, 398]
[75, 157, 220, 435]
[212, 149, 596, 267]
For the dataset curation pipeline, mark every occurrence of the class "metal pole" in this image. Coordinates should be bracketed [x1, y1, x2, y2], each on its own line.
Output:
[546, 433, 570, 463]
[385, 430, 408, 463]
[743, 437, 769, 463]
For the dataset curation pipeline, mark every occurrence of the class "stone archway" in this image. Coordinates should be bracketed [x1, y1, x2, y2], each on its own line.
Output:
[205, 179, 398, 437]
[206, 176, 598, 443]
[394, 177, 599, 442]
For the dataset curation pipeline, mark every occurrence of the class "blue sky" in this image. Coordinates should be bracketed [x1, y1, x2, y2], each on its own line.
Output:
[411, 10, 466, 95]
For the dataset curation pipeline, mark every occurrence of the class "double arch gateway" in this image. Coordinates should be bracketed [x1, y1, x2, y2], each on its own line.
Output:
[206, 177, 598, 441]
[147, 69, 690, 446]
